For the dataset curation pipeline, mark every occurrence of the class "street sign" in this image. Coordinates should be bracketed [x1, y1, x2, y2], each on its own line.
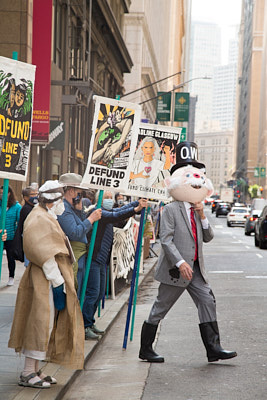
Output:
[156, 92, 171, 121]
[254, 167, 260, 177]
[174, 92, 189, 122]
[260, 167, 266, 177]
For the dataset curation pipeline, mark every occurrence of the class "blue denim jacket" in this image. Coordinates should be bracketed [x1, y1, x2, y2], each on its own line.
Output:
[57, 199, 92, 244]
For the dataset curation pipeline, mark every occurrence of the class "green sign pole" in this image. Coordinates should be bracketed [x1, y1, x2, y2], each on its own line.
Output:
[130, 206, 148, 341]
[80, 190, 103, 309]
[0, 51, 18, 281]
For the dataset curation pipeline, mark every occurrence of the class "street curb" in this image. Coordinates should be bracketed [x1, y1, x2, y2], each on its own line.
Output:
[11, 251, 159, 400]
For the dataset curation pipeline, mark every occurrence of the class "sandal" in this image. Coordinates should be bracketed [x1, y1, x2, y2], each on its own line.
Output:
[18, 372, 51, 388]
[37, 369, 57, 384]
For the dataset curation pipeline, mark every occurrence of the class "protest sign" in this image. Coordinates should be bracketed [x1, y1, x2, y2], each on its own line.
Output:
[0, 56, 36, 181]
[128, 123, 185, 200]
[82, 96, 141, 191]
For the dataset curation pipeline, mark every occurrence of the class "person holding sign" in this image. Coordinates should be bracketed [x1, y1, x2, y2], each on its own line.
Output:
[8, 180, 84, 389]
[130, 137, 171, 188]
[83, 191, 147, 340]
[57, 173, 102, 298]
[0, 185, 21, 286]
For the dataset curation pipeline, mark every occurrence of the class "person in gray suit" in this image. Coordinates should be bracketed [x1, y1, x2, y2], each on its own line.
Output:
[139, 141, 237, 363]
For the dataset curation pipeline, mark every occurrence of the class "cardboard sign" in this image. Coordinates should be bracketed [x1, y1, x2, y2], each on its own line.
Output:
[0, 56, 36, 181]
[82, 96, 141, 191]
[128, 123, 184, 200]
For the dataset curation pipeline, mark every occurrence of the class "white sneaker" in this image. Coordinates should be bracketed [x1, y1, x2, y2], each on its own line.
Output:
[7, 278, 14, 286]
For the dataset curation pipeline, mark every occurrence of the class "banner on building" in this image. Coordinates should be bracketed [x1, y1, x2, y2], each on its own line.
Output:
[82, 96, 141, 191]
[156, 92, 171, 121]
[128, 123, 185, 200]
[42, 121, 65, 151]
[31, 0, 52, 143]
[0, 56, 36, 181]
[174, 92, 189, 122]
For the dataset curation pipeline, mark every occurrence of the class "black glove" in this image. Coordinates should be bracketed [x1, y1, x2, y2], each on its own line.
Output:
[52, 284, 66, 311]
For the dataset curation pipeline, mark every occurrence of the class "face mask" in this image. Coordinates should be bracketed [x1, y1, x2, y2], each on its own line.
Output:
[29, 196, 38, 205]
[72, 192, 82, 206]
[103, 199, 114, 210]
[118, 199, 124, 206]
[54, 200, 65, 216]
[48, 199, 65, 219]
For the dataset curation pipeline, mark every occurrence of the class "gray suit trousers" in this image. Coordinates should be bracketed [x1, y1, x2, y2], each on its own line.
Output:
[148, 261, 217, 325]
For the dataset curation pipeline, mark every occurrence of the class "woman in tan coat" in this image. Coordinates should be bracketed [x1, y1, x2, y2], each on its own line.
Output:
[8, 180, 84, 389]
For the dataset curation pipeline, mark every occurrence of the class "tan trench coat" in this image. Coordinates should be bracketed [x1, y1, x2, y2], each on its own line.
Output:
[8, 206, 84, 370]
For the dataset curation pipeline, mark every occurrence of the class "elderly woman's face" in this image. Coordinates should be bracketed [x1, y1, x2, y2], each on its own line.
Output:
[142, 142, 155, 156]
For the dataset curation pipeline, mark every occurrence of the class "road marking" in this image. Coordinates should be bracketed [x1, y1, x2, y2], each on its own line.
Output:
[209, 271, 243, 274]
[256, 254, 263, 258]
[246, 276, 267, 279]
[232, 241, 243, 243]
[215, 225, 223, 229]
[245, 246, 250, 249]
[233, 236, 236, 239]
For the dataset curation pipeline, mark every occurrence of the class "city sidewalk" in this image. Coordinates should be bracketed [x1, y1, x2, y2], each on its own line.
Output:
[0, 244, 160, 400]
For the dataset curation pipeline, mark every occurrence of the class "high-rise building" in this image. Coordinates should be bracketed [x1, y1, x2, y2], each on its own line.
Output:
[189, 21, 221, 130]
[195, 130, 234, 193]
[212, 62, 237, 130]
[234, 0, 266, 199]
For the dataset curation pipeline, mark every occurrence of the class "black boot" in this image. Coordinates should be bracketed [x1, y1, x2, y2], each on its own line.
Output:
[199, 321, 237, 362]
[139, 321, 164, 363]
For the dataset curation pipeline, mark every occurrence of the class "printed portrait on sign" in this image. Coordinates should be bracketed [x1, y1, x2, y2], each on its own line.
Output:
[128, 123, 185, 201]
[0, 57, 36, 181]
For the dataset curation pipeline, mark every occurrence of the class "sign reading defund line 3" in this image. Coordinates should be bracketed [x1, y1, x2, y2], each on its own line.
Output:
[0, 56, 36, 181]
[82, 96, 141, 192]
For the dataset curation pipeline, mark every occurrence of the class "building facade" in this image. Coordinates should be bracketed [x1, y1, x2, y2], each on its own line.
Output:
[0, 0, 189, 188]
[189, 21, 221, 131]
[195, 130, 234, 194]
[235, 0, 264, 190]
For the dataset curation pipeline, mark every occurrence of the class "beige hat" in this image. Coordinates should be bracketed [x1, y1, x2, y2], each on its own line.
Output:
[59, 173, 88, 190]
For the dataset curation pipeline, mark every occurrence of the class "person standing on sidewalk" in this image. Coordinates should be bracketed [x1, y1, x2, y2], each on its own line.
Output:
[0, 185, 21, 286]
[139, 142, 237, 364]
[12, 185, 39, 266]
[57, 173, 102, 297]
[8, 180, 85, 389]
[82, 191, 148, 340]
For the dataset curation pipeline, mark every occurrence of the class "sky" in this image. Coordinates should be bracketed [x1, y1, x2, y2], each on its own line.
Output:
[191, 0, 242, 63]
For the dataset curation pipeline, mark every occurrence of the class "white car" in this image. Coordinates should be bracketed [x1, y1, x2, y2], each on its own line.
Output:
[227, 207, 250, 227]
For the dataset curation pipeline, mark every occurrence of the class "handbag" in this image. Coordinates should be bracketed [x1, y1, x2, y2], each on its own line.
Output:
[11, 221, 24, 262]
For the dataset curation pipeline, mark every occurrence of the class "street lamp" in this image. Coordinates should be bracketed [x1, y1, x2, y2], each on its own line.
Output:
[120, 70, 184, 99]
[139, 75, 212, 105]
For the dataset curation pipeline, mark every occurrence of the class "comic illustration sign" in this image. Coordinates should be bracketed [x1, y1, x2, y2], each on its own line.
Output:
[128, 123, 185, 200]
[82, 96, 141, 191]
[0, 56, 36, 181]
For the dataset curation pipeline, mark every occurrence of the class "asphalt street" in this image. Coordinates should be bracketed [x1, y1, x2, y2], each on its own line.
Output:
[62, 206, 267, 400]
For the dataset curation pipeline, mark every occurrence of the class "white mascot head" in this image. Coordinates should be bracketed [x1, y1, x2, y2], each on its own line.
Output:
[165, 141, 214, 203]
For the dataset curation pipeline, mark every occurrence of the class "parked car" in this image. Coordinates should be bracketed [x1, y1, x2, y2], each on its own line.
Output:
[244, 210, 261, 235]
[227, 207, 250, 227]
[211, 200, 221, 213]
[254, 205, 267, 249]
[215, 202, 231, 217]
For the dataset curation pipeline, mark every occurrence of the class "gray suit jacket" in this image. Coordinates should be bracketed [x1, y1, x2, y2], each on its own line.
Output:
[154, 201, 214, 287]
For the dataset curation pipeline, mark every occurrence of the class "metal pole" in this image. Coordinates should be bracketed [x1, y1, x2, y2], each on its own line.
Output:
[121, 71, 183, 98]
[0, 51, 17, 280]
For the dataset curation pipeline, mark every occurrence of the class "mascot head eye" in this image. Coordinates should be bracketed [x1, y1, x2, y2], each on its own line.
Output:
[186, 173, 191, 178]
